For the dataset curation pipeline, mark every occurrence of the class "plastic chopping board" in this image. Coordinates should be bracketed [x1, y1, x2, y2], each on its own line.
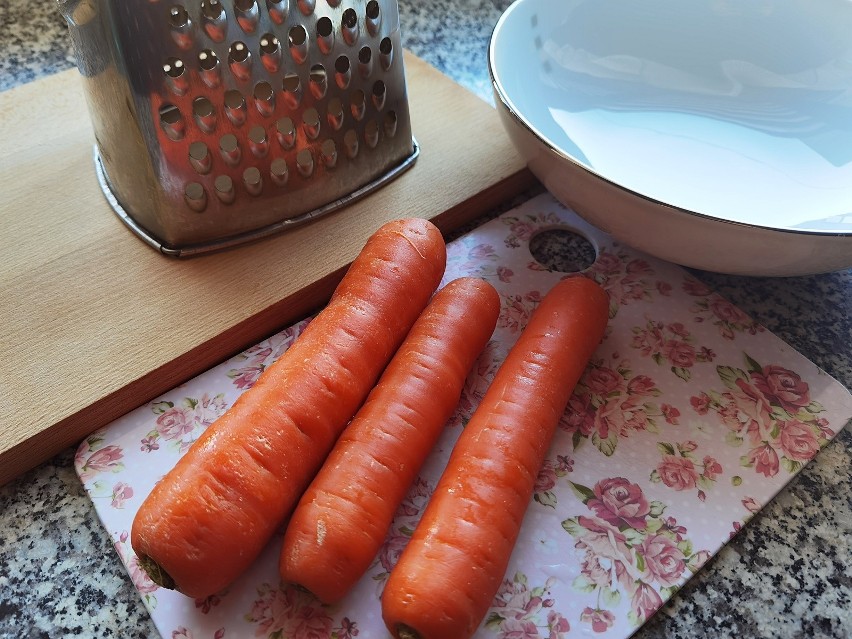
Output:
[76, 193, 852, 639]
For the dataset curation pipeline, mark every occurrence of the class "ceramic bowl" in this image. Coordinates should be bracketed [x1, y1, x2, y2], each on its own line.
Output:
[489, 0, 852, 276]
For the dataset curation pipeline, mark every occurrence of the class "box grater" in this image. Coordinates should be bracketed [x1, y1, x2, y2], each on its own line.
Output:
[57, 0, 418, 256]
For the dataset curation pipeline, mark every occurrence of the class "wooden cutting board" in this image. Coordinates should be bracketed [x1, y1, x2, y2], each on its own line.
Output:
[0, 52, 536, 486]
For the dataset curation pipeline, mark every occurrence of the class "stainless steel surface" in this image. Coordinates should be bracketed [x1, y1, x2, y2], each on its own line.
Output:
[57, 0, 417, 255]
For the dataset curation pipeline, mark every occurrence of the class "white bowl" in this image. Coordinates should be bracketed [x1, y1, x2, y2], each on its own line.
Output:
[489, 0, 852, 276]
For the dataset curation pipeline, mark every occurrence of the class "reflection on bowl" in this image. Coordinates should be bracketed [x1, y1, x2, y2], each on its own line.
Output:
[489, 0, 852, 276]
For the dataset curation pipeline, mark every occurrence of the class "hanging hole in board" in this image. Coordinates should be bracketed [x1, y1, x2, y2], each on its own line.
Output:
[528, 227, 597, 273]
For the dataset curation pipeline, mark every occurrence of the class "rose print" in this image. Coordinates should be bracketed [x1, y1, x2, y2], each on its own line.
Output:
[245, 583, 358, 639]
[685, 280, 764, 339]
[639, 533, 686, 588]
[651, 441, 722, 500]
[500, 291, 543, 333]
[110, 482, 133, 509]
[563, 478, 708, 629]
[691, 354, 831, 477]
[75, 436, 125, 482]
[501, 212, 564, 249]
[580, 607, 615, 633]
[144, 393, 228, 454]
[631, 317, 715, 381]
[586, 247, 666, 317]
[226, 325, 306, 390]
[560, 356, 668, 456]
[533, 455, 573, 508]
[486, 574, 569, 638]
[586, 477, 650, 529]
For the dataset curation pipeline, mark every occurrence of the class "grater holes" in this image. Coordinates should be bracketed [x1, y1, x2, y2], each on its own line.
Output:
[234, 0, 259, 33]
[201, 0, 227, 42]
[266, 0, 288, 25]
[163, 58, 188, 96]
[334, 55, 351, 89]
[365, 119, 379, 148]
[309, 64, 328, 99]
[296, 149, 314, 177]
[270, 158, 289, 186]
[282, 73, 302, 109]
[316, 17, 334, 55]
[365, 0, 381, 36]
[229, 42, 252, 81]
[296, 0, 315, 16]
[357, 46, 372, 78]
[159, 104, 185, 140]
[224, 89, 247, 125]
[275, 117, 296, 148]
[219, 133, 242, 165]
[169, 5, 190, 29]
[371, 80, 386, 110]
[341, 8, 359, 45]
[168, 5, 193, 49]
[198, 49, 221, 88]
[188, 141, 212, 174]
[192, 96, 217, 132]
[253, 81, 275, 116]
[259, 34, 281, 72]
[343, 129, 358, 159]
[379, 37, 393, 70]
[185, 182, 207, 211]
[289, 25, 309, 64]
[303, 107, 321, 139]
[320, 139, 337, 169]
[383, 110, 398, 137]
[248, 125, 269, 157]
[214, 175, 235, 203]
[243, 167, 263, 195]
[327, 97, 344, 130]
[350, 89, 365, 121]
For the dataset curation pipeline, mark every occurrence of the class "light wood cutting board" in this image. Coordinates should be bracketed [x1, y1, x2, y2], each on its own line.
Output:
[0, 52, 536, 486]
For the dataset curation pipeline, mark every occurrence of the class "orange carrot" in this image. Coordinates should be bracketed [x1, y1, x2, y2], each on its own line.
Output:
[279, 276, 501, 603]
[381, 275, 609, 639]
[130, 218, 447, 599]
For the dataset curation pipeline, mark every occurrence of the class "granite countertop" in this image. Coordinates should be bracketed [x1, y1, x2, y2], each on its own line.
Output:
[1, 1, 850, 638]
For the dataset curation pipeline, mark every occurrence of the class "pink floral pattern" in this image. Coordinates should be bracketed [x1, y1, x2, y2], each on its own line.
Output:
[245, 584, 359, 639]
[559, 357, 670, 456]
[563, 478, 709, 628]
[74, 193, 851, 639]
[144, 393, 228, 454]
[585, 247, 668, 318]
[690, 354, 833, 477]
[631, 317, 715, 381]
[683, 277, 764, 340]
[650, 441, 722, 501]
[485, 574, 571, 638]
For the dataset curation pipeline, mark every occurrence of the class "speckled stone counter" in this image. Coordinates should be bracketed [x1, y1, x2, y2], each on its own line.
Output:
[1, 1, 850, 638]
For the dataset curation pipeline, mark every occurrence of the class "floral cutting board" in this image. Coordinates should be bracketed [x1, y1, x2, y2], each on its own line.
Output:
[77, 193, 852, 639]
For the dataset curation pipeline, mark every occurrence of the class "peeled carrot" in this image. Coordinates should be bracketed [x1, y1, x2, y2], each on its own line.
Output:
[279, 276, 501, 603]
[130, 218, 447, 599]
[381, 276, 609, 639]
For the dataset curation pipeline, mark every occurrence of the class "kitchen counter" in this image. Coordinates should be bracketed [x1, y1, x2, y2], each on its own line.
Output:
[1, 1, 849, 638]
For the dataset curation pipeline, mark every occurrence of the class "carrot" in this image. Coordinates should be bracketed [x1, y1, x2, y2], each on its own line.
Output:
[130, 218, 447, 599]
[381, 275, 609, 639]
[279, 276, 501, 603]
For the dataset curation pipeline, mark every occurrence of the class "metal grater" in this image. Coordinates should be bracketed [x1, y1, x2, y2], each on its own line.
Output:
[57, 0, 418, 256]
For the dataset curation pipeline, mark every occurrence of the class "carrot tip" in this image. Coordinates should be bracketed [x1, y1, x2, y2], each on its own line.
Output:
[138, 554, 177, 591]
[396, 623, 423, 639]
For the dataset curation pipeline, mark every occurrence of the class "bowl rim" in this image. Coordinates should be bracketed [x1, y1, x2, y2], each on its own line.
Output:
[487, 0, 852, 241]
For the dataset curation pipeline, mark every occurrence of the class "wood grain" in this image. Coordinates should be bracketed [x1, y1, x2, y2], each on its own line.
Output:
[0, 52, 536, 486]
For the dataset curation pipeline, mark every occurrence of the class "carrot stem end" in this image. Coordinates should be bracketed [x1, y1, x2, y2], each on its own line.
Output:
[138, 554, 177, 591]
